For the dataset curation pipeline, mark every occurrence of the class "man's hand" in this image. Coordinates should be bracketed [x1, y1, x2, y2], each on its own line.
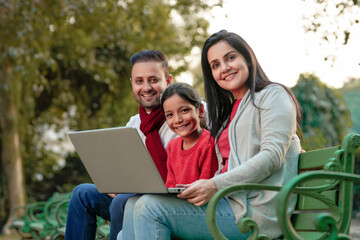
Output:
[107, 193, 117, 198]
[177, 179, 218, 206]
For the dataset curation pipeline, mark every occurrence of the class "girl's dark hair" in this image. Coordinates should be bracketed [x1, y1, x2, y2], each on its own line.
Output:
[161, 82, 208, 130]
[201, 29, 302, 137]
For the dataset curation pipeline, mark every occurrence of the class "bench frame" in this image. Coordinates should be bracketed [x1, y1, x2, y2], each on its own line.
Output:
[206, 133, 360, 240]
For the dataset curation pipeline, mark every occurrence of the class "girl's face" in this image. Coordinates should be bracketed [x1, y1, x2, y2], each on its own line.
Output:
[163, 94, 203, 142]
[207, 40, 249, 99]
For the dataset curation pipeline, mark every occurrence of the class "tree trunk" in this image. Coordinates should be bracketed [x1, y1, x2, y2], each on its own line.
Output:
[0, 64, 26, 234]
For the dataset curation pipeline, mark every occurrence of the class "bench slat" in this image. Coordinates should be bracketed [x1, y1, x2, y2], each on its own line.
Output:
[291, 212, 329, 230]
[298, 146, 340, 170]
[296, 231, 328, 240]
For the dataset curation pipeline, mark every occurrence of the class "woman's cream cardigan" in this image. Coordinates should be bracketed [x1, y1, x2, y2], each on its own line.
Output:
[213, 84, 301, 238]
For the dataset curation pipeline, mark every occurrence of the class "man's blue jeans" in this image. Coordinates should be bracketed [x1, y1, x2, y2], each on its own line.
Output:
[64, 183, 135, 240]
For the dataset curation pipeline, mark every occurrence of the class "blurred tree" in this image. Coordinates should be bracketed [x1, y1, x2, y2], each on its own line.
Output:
[292, 73, 352, 150]
[0, 1, 27, 233]
[302, 0, 360, 63]
[190, 62, 205, 98]
[0, 0, 222, 232]
[341, 77, 360, 134]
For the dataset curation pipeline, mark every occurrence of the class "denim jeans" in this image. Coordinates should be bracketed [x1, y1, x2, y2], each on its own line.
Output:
[118, 194, 251, 240]
[64, 183, 135, 240]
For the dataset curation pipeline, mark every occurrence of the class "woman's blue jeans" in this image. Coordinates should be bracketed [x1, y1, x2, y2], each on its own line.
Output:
[64, 183, 135, 240]
[118, 194, 251, 240]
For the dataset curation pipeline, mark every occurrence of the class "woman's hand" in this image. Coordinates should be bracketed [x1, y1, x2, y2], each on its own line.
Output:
[177, 179, 218, 206]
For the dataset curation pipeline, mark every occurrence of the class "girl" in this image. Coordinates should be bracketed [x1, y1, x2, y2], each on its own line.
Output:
[119, 30, 301, 240]
[160, 82, 217, 188]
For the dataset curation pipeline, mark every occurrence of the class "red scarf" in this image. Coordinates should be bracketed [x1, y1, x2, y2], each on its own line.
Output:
[139, 106, 167, 182]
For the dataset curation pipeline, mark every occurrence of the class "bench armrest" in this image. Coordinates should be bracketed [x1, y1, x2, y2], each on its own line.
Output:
[277, 171, 360, 240]
[55, 199, 70, 227]
[27, 201, 47, 221]
[206, 184, 282, 240]
[206, 134, 360, 240]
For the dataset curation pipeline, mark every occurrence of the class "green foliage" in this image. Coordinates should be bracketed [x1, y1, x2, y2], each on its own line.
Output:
[292, 73, 352, 150]
[28, 153, 92, 202]
[303, 0, 360, 46]
[341, 78, 360, 214]
[0, 0, 220, 227]
[341, 78, 360, 134]
[191, 62, 206, 98]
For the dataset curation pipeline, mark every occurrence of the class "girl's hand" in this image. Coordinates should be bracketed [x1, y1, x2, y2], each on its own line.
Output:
[177, 179, 218, 206]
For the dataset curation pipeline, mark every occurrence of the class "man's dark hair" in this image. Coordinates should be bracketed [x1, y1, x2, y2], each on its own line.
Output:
[130, 50, 169, 77]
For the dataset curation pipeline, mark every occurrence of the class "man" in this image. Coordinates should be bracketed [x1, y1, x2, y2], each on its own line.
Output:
[65, 50, 177, 240]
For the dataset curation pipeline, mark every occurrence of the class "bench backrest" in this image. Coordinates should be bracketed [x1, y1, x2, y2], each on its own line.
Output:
[291, 134, 358, 237]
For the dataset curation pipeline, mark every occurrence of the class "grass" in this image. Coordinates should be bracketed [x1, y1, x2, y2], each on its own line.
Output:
[0, 234, 20, 240]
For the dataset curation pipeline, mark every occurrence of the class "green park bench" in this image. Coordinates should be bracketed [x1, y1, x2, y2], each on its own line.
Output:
[10, 192, 71, 240]
[9, 133, 360, 240]
[9, 204, 33, 239]
[49, 198, 70, 240]
[206, 133, 360, 239]
[10, 192, 110, 240]
[95, 218, 111, 239]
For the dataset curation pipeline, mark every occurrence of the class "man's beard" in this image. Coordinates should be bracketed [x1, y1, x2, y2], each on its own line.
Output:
[139, 98, 160, 110]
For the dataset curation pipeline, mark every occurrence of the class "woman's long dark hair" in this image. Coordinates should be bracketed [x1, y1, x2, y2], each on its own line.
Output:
[201, 30, 302, 137]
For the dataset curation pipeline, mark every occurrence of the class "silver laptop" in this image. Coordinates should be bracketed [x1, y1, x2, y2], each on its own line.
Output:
[68, 127, 185, 194]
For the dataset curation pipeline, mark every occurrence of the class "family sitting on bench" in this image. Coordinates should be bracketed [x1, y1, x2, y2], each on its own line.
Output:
[66, 29, 302, 240]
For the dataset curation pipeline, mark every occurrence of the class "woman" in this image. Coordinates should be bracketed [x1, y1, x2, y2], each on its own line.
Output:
[118, 30, 302, 240]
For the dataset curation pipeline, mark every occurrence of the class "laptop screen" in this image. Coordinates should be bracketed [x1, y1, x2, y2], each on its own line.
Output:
[68, 127, 169, 193]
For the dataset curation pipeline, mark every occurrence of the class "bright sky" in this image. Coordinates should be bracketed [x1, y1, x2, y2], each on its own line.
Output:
[179, 0, 360, 89]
